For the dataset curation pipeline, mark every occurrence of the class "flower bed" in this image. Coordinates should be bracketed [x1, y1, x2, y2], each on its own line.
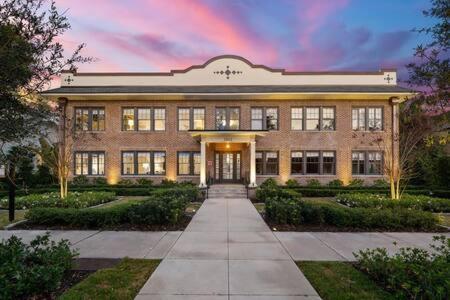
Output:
[0, 191, 116, 209]
[336, 193, 450, 212]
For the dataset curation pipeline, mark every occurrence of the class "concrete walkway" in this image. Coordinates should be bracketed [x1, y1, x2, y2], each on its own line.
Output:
[136, 196, 320, 299]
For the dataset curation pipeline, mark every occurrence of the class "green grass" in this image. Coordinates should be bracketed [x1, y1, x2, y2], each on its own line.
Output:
[437, 213, 450, 227]
[96, 196, 146, 209]
[0, 210, 27, 229]
[186, 202, 202, 213]
[253, 202, 265, 213]
[303, 197, 341, 206]
[297, 261, 394, 300]
[60, 258, 160, 300]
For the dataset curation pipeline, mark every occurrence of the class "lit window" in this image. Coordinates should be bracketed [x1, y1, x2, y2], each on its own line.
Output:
[75, 108, 105, 131]
[154, 108, 166, 131]
[153, 152, 166, 174]
[122, 109, 135, 131]
[193, 108, 205, 130]
[75, 152, 105, 176]
[291, 108, 303, 130]
[178, 152, 190, 175]
[306, 108, 320, 130]
[138, 108, 151, 131]
[137, 152, 151, 175]
[122, 152, 135, 175]
[178, 108, 190, 131]
[216, 107, 239, 130]
[322, 108, 335, 130]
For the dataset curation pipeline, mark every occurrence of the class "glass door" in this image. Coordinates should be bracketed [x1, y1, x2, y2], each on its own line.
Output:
[214, 152, 242, 183]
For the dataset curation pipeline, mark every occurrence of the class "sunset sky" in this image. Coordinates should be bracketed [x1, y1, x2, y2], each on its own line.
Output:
[57, 0, 434, 82]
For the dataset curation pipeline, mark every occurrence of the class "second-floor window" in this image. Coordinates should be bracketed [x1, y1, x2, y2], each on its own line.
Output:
[75, 107, 105, 131]
[216, 107, 240, 130]
[302, 107, 335, 131]
[251, 107, 278, 130]
[352, 107, 383, 131]
[121, 151, 166, 175]
[178, 108, 205, 131]
[74, 151, 105, 175]
[122, 107, 166, 131]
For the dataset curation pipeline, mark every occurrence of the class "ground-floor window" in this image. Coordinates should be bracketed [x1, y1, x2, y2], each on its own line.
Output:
[177, 152, 201, 175]
[352, 151, 383, 175]
[256, 151, 279, 175]
[74, 152, 105, 176]
[121, 151, 166, 175]
[291, 150, 336, 175]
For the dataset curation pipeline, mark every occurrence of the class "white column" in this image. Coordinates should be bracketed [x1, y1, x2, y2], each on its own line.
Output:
[249, 141, 257, 187]
[199, 141, 207, 187]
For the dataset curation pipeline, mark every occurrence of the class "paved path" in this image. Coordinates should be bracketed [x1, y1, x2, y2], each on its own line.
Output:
[135, 196, 321, 299]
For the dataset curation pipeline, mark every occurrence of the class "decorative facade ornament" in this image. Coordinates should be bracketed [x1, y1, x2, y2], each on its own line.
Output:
[384, 74, 393, 84]
[64, 75, 74, 85]
[214, 66, 242, 79]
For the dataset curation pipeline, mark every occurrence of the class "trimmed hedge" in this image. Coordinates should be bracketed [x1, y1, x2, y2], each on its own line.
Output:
[0, 191, 116, 209]
[26, 186, 199, 228]
[336, 193, 450, 213]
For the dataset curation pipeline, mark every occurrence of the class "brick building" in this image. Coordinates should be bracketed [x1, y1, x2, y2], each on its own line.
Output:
[41, 55, 412, 187]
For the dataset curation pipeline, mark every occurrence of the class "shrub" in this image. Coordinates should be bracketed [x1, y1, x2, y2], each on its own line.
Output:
[264, 187, 302, 224]
[306, 179, 321, 187]
[92, 177, 107, 185]
[0, 233, 77, 299]
[0, 191, 116, 209]
[260, 178, 278, 189]
[72, 175, 89, 185]
[336, 193, 450, 212]
[136, 178, 153, 186]
[256, 179, 281, 202]
[327, 179, 343, 187]
[285, 179, 299, 188]
[348, 178, 364, 187]
[161, 178, 177, 187]
[118, 179, 134, 185]
[355, 235, 450, 300]
[372, 178, 389, 188]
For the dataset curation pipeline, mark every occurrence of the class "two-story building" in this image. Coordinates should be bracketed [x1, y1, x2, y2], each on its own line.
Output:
[41, 55, 412, 187]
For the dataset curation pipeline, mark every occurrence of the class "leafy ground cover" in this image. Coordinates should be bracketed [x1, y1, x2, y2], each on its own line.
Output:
[298, 261, 394, 300]
[60, 258, 160, 300]
[0, 210, 27, 229]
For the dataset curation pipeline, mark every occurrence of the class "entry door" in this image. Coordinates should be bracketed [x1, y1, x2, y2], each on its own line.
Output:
[215, 152, 241, 183]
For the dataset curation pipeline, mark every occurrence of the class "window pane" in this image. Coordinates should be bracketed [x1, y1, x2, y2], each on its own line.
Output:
[322, 108, 335, 130]
[123, 109, 135, 131]
[255, 152, 263, 174]
[322, 151, 335, 174]
[154, 108, 165, 131]
[193, 108, 205, 130]
[91, 153, 99, 175]
[75, 153, 82, 175]
[368, 152, 382, 174]
[266, 108, 278, 130]
[251, 108, 263, 130]
[306, 108, 319, 130]
[137, 108, 151, 131]
[306, 151, 319, 174]
[229, 108, 240, 130]
[265, 152, 278, 174]
[154, 152, 166, 174]
[193, 153, 201, 175]
[178, 108, 190, 131]
[81, 153, 89, 175]
[216, 108, 227, 130]
[291, 108, 303, 130]
[92, 109, 105, 131]
[137, 152, 151, 175]
[75, 109, 89, 131]
[178, 152, 190, 175]
[291, 151, 303, 174]
[122, 152, 134, 175]
[368, 108, 382, 130]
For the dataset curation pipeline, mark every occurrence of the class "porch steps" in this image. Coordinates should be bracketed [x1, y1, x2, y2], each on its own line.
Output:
[208, 184, 247, 199]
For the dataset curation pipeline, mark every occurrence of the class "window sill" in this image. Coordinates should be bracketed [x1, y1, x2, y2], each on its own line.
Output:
[120, 175, 166, 177]
[290, 174, 336, 176]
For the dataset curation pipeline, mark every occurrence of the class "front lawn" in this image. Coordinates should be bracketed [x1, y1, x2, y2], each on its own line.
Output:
[297, 261, 394, 300]
[0, 210, 27, 229]
[60, 258, 160, 300]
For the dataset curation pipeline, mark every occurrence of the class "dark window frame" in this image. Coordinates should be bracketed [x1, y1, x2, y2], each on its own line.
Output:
[120, 151, 166, 175]
[290, 151, 304, 174]
[178, 107, 206, 131]
[74, 107, 105, 131]
[73, 151, 105, 176]
[352, 107, 384, 131]
[177, 151, 201, 175]
[290, 150, 336, 175]
[292, 106, 336, 131]
[121, 107, 166, 132]
[290, 107, 303, 131]
[351, 150, 384, 175]
[255, 151, 279, 175]
[215, 107, 240, 130]
[251, 107, 279, 130]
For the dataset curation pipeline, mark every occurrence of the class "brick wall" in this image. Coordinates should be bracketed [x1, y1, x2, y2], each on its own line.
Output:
[66, 99, 393, 185]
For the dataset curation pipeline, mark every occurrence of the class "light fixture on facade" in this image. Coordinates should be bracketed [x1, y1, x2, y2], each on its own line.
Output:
[226, 143, 230, 149]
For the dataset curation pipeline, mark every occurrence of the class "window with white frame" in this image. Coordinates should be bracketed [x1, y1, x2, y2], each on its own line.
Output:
[305, 108, 320, 130]
[322, 108, 335, 130]
[291, 108, 303, 130]
[74, 152, 105, 176]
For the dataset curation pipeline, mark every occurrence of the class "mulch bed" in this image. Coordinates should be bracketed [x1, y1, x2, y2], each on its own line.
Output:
[12, 215, 192, 231]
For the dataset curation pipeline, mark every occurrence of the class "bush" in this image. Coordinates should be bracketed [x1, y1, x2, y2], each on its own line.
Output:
[0, 233, 77, 299]
[72, 175, 89, 186]
[327, 179, 343, 187]
[372, 178, 389, 188]
[118, 179, 134, 185]
[260, 178, 278, 189]
[306, 179, 321, 187]
[265, 190, 302, 225]
[336, 193, 450, 213]
[0, 191, 116, 209]
[161, 178, 177, 187]
[92, 177, 107, 185]
[285, 179, 299, 188]
[136, 178, 153, 186]
[355, 235, 450, 300]
[348, 179, 364, 187]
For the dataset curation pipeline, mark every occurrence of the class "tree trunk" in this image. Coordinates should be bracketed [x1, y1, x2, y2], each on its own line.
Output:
[390, 175, 396, 200]
[7, 164, 16, 222]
